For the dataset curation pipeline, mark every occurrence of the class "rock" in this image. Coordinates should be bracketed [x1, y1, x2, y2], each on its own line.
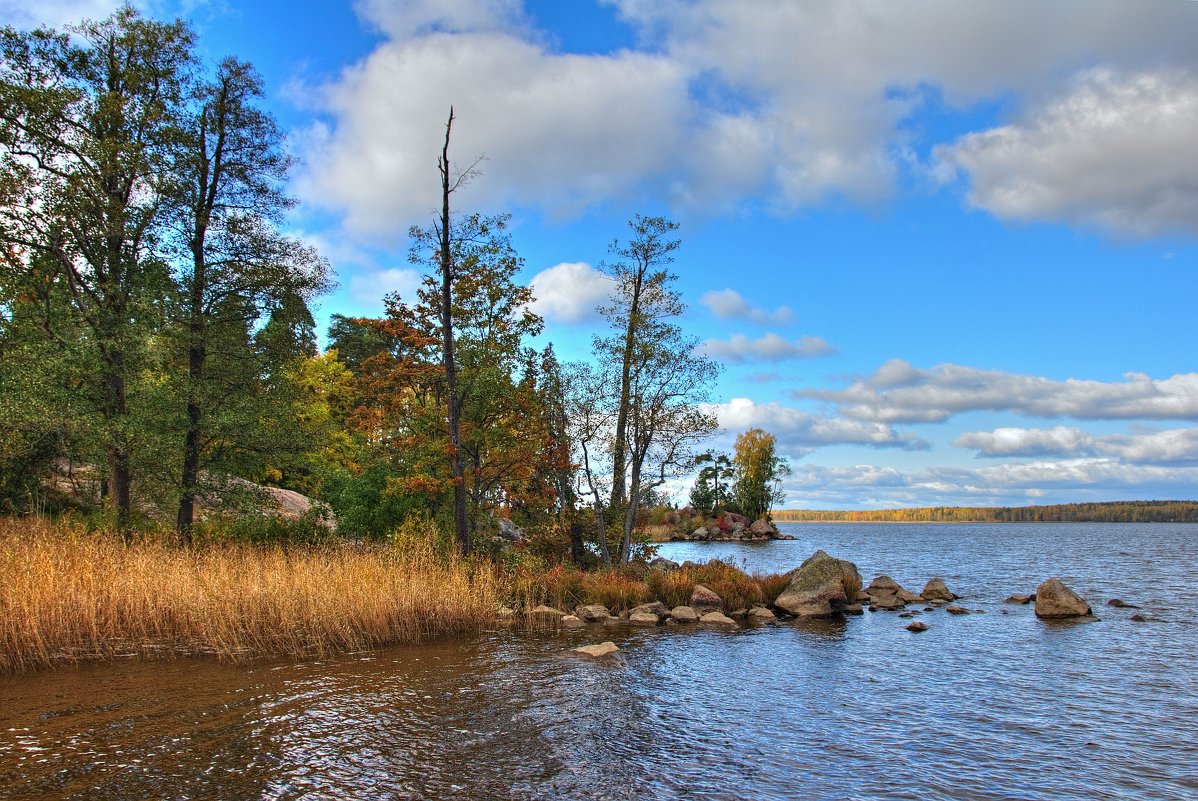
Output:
[699, 611, 737, 625]
[843, 603, 864, 615]
[1034, 578, 1092, 619]
[670, 605, 699, 623]
[945, 605, 970, 615]
[750, 519, 776, 536]
[866, 575, 901, 595]
[1106, 598, 1139, 609]
[907, 621, 928, 632]
[779, 534, 797, 540]
[560, 615, 585, 628]
[690, 584, 723, 612]
[630, 601, 669, 618]
[896, 589, 923, 604]
[870, 593, 905, 611]
[773, 550, 863, 618]
[573, 641, 619, 658]
[731, 522, 746, 535]
[729, 608, 748, 619]
[1005, 594, 1033, 605]
[1130, 613, 1149, 622]
[748, 606, 776, 620]
[529, 605, 565, 621]
[692, 526, 710, 539]
[724, 512, 751, 526]
[650, 557, 680, 572]
[497, 518, 526, 543]
[921, 578, 957, 601]
[678, 506, 694, 520]
[854, 591, 871, 603]
[575, 604, 613, 622]
[664, 510, 681, 525]
[629, 611, 661, 626]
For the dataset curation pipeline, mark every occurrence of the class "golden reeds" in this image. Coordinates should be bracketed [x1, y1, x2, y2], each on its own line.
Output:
[0, 516, 501, 673]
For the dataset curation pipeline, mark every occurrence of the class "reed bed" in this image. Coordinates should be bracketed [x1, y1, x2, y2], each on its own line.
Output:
[0, 516, 501, 673]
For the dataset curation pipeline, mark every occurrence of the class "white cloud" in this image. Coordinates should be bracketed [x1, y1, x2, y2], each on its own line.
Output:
[295, 32, 690, 236]
[700, 333, 834, 363]
[954, 426, 1098, 458]
[0, 0, 120, 28]
[955, 425, 1198, 465]
[782, 458, 1198, 509]
[937, 68, 1198, 236]
[711, 397, 928, 455]
[294, 1, 1198, 237]
[803, 361, 1198, 423]
[527, 261, 611, 324]
[700, 288, 794, 325]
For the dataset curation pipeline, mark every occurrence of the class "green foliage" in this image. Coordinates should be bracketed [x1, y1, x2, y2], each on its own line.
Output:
[731, 429, 790, 521]
[193, 513, 334, 547]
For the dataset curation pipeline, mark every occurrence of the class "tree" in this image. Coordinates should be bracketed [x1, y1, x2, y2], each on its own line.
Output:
[599, 215, 682, 509]
[0, 7, 194, 536]
[165, 55, 330, 541]
[689, 451, 733, 516]
[731, 428, 790, 521]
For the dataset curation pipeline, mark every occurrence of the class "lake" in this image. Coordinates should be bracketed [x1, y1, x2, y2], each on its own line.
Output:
[2, 523, 1197, 800]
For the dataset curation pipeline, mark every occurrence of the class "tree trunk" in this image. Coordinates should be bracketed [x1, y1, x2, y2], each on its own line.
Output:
[102, 347, 133, 543]
[439, 107, 470, 556]
[608, 271, 642, 509]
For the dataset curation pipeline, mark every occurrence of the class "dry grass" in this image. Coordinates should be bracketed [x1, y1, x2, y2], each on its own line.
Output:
[0, 516, 501, 673]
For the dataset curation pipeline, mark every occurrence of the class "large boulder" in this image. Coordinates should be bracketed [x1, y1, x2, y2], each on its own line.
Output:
[921, 578, 957, 602]
[749, 519, 776, 536]
[497, 518, 526, 543]
[773, 550, 862, 618]
[866, 575, 901, 596]
[1034, 578, 1093, 619]
[724, 512, 751, 526]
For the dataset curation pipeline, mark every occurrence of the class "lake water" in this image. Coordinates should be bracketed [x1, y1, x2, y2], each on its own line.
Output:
[2, 523, 1197, 800]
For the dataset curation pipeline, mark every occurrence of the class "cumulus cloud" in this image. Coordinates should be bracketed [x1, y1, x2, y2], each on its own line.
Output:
[700, 333, 834, 363]
[782, 459, 1198, 509]
[295, 32, 689, 235]
[937, 68, 1198, 236]
[296, 1, 1198, 237]
[955, 425, 1198, 465]
[802, 361, 1198, 423]
[953, 426, 1098, 458]
[710, 397, 928, 455]
[700, 289, 795, 325]
[527, 261, 611, 324]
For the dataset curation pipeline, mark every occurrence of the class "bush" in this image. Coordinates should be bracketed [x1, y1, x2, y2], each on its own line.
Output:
[756, 572, 792, 604]
[194, 512, 333, 547]
[686, 559, 764, 610]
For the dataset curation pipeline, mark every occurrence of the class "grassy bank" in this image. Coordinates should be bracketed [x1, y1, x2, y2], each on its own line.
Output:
[0, 516, 798, 674]
[0, 516, 502, 673]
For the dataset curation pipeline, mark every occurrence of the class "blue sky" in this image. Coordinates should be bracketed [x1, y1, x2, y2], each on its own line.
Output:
[7, 0, 1198, 509]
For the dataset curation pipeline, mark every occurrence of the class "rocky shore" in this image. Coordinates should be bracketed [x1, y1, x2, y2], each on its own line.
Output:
[502, 549, 1123, 658]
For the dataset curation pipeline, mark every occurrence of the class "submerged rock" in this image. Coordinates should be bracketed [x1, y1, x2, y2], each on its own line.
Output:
[748, 606, 776, 620]
[945, 605, 970, 615]
[1004, 594, 1033, 605]
[907, 621, 929, 632]
[1106, 598, 1139, 609]
[773, 550, 862, 618]
[1034, 578, 1092, 619]
[560, 615, 585, 628]
[573, 641, 619, 658]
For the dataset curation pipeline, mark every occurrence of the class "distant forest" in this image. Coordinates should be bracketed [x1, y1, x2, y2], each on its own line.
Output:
[772, 500, 1198, 523]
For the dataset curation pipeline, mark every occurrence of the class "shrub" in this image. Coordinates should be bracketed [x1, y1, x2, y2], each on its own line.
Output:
[687, 559, 765, 610]
[756, 572, 792, 604]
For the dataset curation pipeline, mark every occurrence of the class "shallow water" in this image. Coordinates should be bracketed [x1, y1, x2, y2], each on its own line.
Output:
[2, 523, 1197, 800]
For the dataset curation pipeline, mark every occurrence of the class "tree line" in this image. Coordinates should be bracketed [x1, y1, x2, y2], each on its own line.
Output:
[0, 7, 796, 564]
[772, 501, 1198, 524]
